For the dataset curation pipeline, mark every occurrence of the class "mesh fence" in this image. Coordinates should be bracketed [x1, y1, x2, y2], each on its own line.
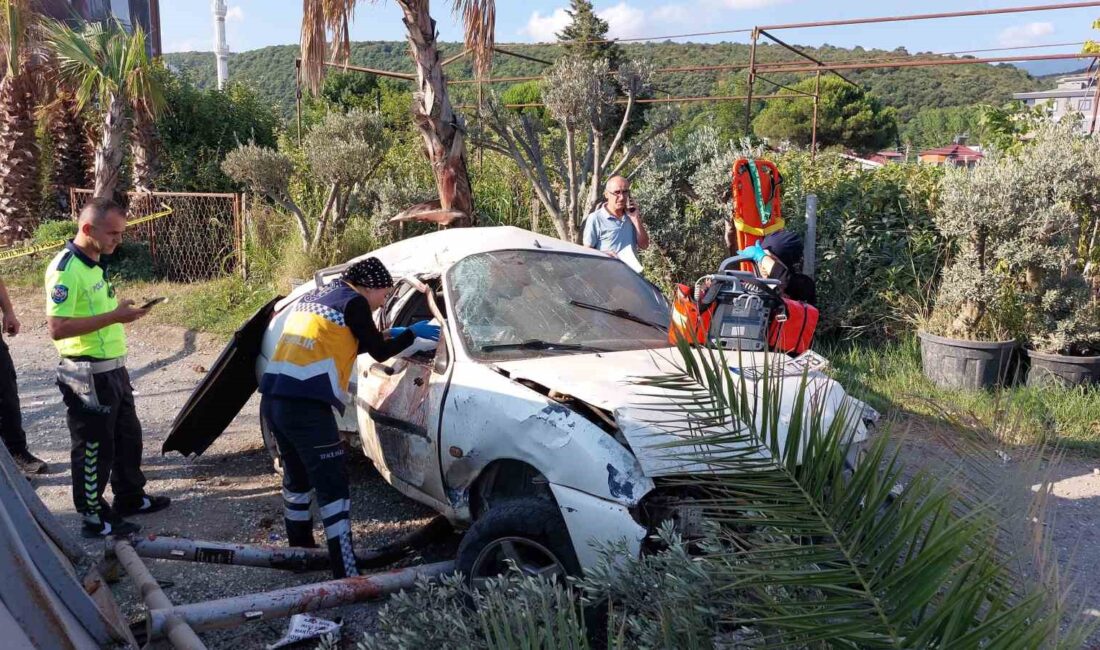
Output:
[71, 189, 242, 282]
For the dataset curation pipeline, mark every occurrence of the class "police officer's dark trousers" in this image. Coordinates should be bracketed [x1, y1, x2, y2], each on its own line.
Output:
[0, 337, 28, 455]
[260, 394, 358, 579]
[57, 359, 147, 516]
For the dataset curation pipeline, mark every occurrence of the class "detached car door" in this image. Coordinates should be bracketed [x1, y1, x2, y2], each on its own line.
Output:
[356, 276, 452, 507]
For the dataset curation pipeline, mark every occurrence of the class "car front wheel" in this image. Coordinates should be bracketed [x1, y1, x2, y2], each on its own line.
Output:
[457, 497, 581, 588]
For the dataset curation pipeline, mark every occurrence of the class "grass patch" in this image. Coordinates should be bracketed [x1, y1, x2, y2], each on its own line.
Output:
[117, 276, 279, 337]
[823, 336, 1100, 457]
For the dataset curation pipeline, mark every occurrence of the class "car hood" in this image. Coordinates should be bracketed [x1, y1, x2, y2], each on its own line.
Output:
[493, 347, 873, 477]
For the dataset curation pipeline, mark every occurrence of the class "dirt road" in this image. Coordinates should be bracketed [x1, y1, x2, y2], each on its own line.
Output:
[8, 287, 438, 648]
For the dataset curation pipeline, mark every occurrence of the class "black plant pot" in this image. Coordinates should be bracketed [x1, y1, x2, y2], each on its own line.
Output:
[1025, 350, 1100, 388]
[918, 331, 1016, 390]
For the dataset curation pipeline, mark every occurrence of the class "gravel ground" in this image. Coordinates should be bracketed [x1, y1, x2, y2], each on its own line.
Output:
[7, 287, 445, 649]
[6, 285, 1099, 647]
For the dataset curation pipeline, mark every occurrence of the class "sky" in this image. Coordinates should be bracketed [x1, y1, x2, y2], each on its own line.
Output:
[161, 0, 1099, 59]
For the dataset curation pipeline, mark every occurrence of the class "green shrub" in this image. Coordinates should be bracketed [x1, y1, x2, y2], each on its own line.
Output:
[99, 242, 155, 283]
[32, 219, 77, 243]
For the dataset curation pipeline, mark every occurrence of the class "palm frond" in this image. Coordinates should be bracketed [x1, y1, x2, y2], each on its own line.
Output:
[453, 0, 494, 77]
[0, 0, 33, 77]
[300, 0, 359, 94]
[631, 340, 1071, 647]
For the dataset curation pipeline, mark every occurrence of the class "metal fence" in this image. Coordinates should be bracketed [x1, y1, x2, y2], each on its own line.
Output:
[71, 189, 242, 282]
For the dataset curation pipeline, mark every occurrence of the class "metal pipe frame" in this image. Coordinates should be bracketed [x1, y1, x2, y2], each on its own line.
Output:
[146, 561, 454, 639]
[758, 1, 1100, 31]
[753, 51, 1094, 74]
[458, 92, 792, 111]
[1089, 58, 1100, 136]
[758, 29, 859, 88]
[113, 541, 206, 650]
[754, 73, 814, 97]
[744, 28, 758, 134]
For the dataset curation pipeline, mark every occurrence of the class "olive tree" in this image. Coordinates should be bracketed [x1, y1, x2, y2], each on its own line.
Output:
[223, 109, 389, 253]
[929, 123, 1100, 352]
[478, 56, 674, 243]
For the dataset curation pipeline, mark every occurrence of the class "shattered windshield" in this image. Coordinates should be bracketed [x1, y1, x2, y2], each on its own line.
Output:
[447, 250, 670, 360]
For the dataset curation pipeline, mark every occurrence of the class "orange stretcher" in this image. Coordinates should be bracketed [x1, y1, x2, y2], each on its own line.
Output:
[731, 158, 784, 271]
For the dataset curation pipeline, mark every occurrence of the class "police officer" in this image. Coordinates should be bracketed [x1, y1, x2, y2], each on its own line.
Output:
[0, 273, 48, 476]
[45, 198, 170, 538]
[259, 257, 439, 578]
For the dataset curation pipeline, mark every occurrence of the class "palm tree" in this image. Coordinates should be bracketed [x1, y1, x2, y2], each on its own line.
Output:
[300, 0, 495, 227]
[0, 0, 44, 242]
[45, 20, 163, 199]
[43, 92, 92, 214]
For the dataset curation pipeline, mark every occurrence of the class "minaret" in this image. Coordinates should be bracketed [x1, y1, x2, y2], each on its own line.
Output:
[213, 0, 229, 90]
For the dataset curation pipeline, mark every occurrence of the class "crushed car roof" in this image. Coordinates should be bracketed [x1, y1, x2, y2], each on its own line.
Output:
[359, 226, 601, 278]
[320, 226, 602, 287]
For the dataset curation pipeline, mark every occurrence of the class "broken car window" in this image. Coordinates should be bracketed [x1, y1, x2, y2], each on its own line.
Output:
[447, 250, 670, 359]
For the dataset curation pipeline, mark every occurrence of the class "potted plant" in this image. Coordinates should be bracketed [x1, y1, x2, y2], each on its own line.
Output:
[1017, 125, 1100, 386]
[919, 142, 1029, 390]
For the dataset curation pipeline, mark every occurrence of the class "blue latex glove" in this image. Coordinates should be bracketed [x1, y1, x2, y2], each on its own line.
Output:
[387, 326, 408, 339]
[737, 242, 767, 264]
[409, 320, 441, 341]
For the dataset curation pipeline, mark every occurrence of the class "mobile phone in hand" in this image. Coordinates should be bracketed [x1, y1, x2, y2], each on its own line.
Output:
[140, 297, 167, 309]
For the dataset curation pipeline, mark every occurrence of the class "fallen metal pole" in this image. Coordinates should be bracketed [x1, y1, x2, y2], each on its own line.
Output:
[131, 536, 336, 571]
[128, 515, 452, 572]
[113, 541, 206, 650]
[146, 561, 454, 639]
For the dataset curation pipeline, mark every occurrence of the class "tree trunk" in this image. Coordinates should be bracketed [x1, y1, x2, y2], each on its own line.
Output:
[398, 0, 474, 227]
[50, 95, 92, 214]
[131, 107, 159, 192]
[93, 94, 128, 199]
[0, 74, 41, 243]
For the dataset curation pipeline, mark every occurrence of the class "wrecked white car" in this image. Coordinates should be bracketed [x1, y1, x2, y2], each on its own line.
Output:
[166, 226, 874, 583]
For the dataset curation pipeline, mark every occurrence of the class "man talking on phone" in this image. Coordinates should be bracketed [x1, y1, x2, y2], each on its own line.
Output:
[581, 176, 650, 266]
[44, 198, 170, 538]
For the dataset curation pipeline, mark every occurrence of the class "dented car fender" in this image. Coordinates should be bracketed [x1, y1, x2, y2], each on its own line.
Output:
[439, 363, 654, 517]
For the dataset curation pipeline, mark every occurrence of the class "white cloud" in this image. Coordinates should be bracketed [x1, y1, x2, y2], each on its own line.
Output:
[998, 21, 1054, 47]
[165, 38, 201, 53]
[600, 2, 648, 40]
[225, 5, 244, 22]
[520, 8, 571, 42]
[713, 0, 791, 8]
[521, 3, 696, 43]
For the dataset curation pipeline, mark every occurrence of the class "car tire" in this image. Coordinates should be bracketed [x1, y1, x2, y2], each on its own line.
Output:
[457, 497, 581, 588]
[260, 416, 284, 475]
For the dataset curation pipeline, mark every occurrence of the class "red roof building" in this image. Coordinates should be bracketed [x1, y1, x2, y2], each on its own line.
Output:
[870, 150, 906, 165]
[918, 143, 983, 167]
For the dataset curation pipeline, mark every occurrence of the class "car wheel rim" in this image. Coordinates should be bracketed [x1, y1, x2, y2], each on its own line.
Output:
[469, 536, 565, 589]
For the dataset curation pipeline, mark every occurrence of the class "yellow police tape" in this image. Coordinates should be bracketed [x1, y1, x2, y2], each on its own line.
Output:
[0, 205, 174, 263]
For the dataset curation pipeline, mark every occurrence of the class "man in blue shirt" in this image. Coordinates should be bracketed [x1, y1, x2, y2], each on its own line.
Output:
[582, 176, 650, 258]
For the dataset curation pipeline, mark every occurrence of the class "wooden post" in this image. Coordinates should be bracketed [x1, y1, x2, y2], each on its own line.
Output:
[803, 194, 817, 278]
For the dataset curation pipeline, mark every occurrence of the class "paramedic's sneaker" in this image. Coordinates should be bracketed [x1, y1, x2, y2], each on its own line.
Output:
[81, 512, 140, 538]
[114, 494, 171, 516]
[11, 449, 48, 476]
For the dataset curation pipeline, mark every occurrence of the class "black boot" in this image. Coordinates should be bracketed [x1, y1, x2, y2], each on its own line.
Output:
[286, 519, 317, 548]
[81, 510, 140, 538]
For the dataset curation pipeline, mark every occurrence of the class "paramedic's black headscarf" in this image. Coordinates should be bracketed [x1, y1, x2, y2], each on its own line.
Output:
[342, 257, 393, 289]
[762, 230, 804, 269]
